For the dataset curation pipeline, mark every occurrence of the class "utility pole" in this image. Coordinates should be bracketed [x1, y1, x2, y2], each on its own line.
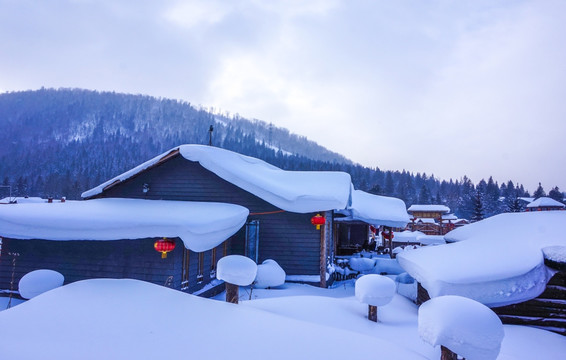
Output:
[208, 125, 214, 146]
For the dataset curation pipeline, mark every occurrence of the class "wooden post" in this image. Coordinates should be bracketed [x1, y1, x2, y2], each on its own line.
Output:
[226, 282, 238, 304]
[440, 346, 458, 360]
[319, 213, 327, 288]
[368, 305, 377, 322]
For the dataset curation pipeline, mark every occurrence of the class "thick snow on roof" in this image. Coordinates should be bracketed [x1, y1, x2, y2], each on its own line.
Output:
[408, 204, 450, 213]
[0, 198, 249, 252]
[82, 145, 352, 213]
[347, 190, 409, 228]
[526, 196, 565, 208]
[398, 211, 566, 307]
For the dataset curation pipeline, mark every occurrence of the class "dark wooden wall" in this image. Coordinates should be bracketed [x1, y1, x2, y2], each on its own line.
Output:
[94, 155, 324, 276]
[0, 237, 182, 291]
[493, 271, 566, 336]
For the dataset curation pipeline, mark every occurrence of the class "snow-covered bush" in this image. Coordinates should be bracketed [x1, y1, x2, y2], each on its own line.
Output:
[374, 258, 404, 275]
[355, 274, 396, 322]
[418, 295, 504, 360]
[396, 272, 414, 284]
[349, 257, 375, 272]
[254, 259, 286, 288]
[18, 269, 64, 299]
[217, 255, 257, 286]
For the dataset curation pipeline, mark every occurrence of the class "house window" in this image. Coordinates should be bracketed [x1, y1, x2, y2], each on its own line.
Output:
[197, 252, 204, 283]
[181, 249, 190, 291]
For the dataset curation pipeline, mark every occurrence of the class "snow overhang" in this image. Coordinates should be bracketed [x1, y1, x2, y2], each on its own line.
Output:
[345, 190, 409, 228]
[0, 198, 249, 252]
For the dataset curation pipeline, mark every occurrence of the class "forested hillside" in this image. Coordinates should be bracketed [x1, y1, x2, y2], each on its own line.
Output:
[1, 88, 561, 219]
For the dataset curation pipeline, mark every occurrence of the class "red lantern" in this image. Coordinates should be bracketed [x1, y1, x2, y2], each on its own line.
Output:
[382, 230, 394, 240]
[310, 213, 326, 230]
[369, 225, 377, 234]
[154, 238, 176, 259]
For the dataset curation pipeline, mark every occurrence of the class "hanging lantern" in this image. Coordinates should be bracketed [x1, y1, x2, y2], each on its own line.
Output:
[369, 225, 377, 234]
[154, 238, 176, 259]
[310, 213, 326, 230]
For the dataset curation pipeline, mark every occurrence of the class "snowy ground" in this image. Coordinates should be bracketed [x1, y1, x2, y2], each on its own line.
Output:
[1, 278, 564, 359]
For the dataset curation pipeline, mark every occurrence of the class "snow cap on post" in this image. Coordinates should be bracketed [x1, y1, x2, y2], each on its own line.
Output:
[418, 295, 504, 360]
[18, 269, 65, 299]
[216, 255, 258, 286]
[355, 274, 396, 306]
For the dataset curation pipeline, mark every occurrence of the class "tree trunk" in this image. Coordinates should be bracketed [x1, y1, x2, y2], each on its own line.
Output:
[368, 304, 377, 322]
[440, 346, 458, 360]
[226, 282, 239, 304]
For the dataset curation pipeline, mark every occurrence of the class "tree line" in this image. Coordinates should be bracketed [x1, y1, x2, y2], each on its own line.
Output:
[0, 88, 563, 220]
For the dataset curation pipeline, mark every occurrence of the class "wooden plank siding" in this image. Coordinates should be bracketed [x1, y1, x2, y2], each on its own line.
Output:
[91, 154, 327, 277]
[0, 237, 183, 291]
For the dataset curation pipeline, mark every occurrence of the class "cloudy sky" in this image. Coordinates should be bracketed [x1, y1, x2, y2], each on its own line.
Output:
[1, 0, 565, 193]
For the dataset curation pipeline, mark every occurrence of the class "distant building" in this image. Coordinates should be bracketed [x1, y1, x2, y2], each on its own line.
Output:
[406, 204, 457, 235]
[525, 197, 565, 212]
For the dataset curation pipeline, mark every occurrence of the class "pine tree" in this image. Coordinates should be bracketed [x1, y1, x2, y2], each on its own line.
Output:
[533, 183, 546, 199]
[471, 190, 485, 222]
[418, 184, 432, 204]
[548, 186, 564, 203]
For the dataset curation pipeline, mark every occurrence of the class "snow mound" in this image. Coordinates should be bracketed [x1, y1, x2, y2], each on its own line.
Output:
[349, 257, 376, 272]
[18, 269, 64, 299]
[418, 295, 504, 360]
[254, 259, 286, 288]
[217, 255, 258, 286]
[355, 274, 396, 306]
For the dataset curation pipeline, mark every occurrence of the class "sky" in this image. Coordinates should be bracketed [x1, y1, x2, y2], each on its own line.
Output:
[1, 0, 565, 193]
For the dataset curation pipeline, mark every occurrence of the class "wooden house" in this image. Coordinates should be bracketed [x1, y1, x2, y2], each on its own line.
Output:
[407, 204, 452, 235]
[1, 145, 357, 295]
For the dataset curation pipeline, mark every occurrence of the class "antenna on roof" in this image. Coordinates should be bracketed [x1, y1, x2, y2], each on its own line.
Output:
[208, 125, 214, 146]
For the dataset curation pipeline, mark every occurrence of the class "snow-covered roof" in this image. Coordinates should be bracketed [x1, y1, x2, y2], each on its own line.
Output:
[415, 218, 436, 224]
[526, 197, 565, 208]
[82, 145, 352, 214]
[0, 198, 249, 252]
[397, 211, 566, 307]
[407, 204, 450, 213]
[442, 213, 458, 221]
[346, 190, 409, 228]
[0, 196, 46, 204]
